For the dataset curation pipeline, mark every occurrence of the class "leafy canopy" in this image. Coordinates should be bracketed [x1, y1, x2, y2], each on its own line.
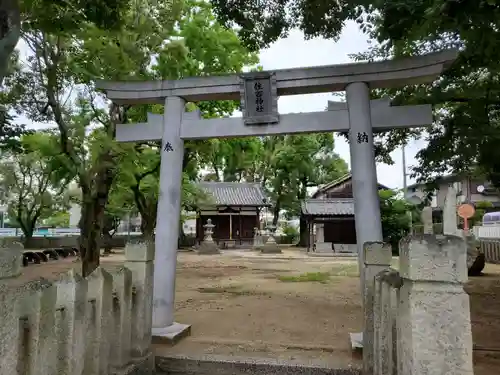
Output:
[209, 0, 378, 51]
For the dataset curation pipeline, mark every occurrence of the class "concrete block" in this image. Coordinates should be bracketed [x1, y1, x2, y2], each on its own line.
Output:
[315, 242, 333, 253]
[19, 279, 58, 375]
[0, 279, 22, 373]
[125, 241, 155, 262]
[152, 322, 192, 345]
[125, 256, 154, 358]
[109, 267, 133, 371]
[197, 242, 220, 255]
[399, 234, 467, 283]
[156, 353, 362, 375]
[261, 243, 282, 254]
[55, 269, 88, 375]
[85, 267, 113, 375]
[397, 234, 473, 375]
[362, 242, 391, 375]
[0, 247, 23, 279]
[363, 242, 392, 265]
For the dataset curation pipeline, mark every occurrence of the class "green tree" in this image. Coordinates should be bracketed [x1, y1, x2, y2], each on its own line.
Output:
[264, 134, 348, 244]
[44, 211, 70, 228]
[209, 0, 372, 51]
[347, 1, 500, 186]
[0, 132, 71, 242]
[111, 0, 259, 240]
[379, 189, 417, 252]
[0, 0, 133, 83]
[211, 1, 500, 187]
[2, 0, 180, 275]
[471, 201, 494, 227]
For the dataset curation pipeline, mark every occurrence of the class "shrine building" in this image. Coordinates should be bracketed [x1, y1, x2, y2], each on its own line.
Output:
[195, 182, 270, 247]
[301, 174, 389, 253]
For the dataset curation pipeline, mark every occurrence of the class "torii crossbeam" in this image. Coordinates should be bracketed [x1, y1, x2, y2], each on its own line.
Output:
[115, 98, 432, 142]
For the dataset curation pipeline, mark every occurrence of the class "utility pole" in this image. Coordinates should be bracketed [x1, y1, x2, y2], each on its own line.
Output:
[402, 142, 408, 195]
[402, 142, 413, 232]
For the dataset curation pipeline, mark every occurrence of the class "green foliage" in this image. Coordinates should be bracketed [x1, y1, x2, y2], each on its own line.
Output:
[0, 0, 182, 274]
[209, 0, 375, 51]
[43, 211, 70, 228]
[108, 0, 259, 237]
[471, 201, 494, 226]
[0, 0, 137, 85]
[20, 0, 132, 32]
[379, 189, 417, 248]
[347, 1, 500, 186]
[281, 223, 299, 243]
[210, 0, 500, 188]
[0, 110, 31, 152]
[0, 132, 71, 238]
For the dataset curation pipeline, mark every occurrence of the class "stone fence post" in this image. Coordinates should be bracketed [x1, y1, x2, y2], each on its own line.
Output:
[362, 242, 392, 375]
[0, 248, 23, 374]
[397, 234, 473, 375]
[125, 241, 155, 363]
[373, 269, 402, 375]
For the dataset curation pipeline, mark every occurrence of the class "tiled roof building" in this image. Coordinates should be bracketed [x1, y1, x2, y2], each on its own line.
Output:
[194, 182, 269, 247]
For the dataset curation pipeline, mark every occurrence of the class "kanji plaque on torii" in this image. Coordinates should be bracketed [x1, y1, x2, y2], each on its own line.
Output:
[239, 71, 279, 125]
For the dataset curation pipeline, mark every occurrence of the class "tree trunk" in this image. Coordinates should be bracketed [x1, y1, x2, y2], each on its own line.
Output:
[19, 221, 35, 244]
[272, 202, 280, 226]
[79, 152, 114, 277]
[140, 214, 155, 242]
[23, 234, 35, 249]
[0, 0, 21, 84]
[79, 191, 107, 276]
[101, 214, 117, 255]
[297, 215, 308, 247]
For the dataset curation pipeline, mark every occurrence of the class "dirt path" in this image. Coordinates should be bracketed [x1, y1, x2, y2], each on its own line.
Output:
[466, 264, 500, 373]
[165, 253, 362, 367]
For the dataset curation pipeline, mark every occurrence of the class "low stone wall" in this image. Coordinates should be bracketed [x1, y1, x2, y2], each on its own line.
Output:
[0, 241, 155, 375]
[367, 235, 473, 375]
[0, 235, 133, 250]
[480, 240, 500, 264]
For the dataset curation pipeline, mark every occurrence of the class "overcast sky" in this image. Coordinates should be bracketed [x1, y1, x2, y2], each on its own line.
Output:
[16, 21, 429, 190]
[258, 22, 429, 189]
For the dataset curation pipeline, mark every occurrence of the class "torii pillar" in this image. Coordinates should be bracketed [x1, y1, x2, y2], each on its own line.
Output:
[150, 96, 189, 342]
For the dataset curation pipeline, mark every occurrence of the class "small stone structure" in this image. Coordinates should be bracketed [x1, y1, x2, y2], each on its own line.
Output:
[366, 212, 474, 375]
[260, 225, 282, 254]
[360, 242, 392, 374]
[252, 227, 264, 249]
[0, 241, 155, 375]
[197, 219, 220, 255]
[314, 223, 333, 253]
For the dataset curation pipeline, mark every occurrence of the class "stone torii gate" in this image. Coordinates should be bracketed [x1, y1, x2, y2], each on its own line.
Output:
[96, 49, 457, 343]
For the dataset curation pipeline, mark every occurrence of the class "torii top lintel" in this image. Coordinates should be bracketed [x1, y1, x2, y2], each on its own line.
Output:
[96, 49, 458, 105]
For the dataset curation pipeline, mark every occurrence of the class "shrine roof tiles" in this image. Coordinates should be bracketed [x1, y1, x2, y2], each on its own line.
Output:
[301, 198, 355, 217]
[197, 182, 269, 207]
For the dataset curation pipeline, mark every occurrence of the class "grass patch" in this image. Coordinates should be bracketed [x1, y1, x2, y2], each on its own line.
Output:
[197, 285, 266, 296]
[329, 264, 359, 277]
[277, 272, 331, 283]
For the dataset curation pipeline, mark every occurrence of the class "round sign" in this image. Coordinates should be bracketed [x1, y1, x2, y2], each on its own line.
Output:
[457, 204, 475, 219]
[477, 185, 485, 193]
